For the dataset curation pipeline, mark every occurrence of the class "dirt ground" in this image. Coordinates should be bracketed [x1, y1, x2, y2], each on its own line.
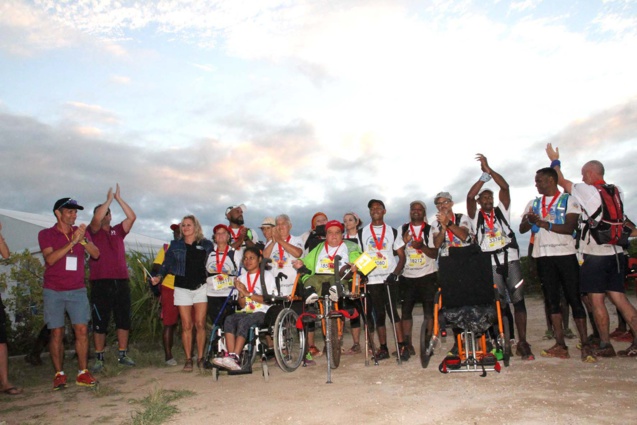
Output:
[2, 295, 637, 425]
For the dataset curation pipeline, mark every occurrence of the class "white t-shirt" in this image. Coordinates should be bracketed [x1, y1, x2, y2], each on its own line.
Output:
[267, 235, 304, 296]
[471, 204, 520, 264]
[401, 223, 438, 278]
[228, 225, 259, 268]
[359, 224, 405, 285]
[237, 270, 277, 314]
[571, 183, 625, 256]
[431, 213, 473, 257]
[205, 245, 239, 297]
[524, 194, 581, 258]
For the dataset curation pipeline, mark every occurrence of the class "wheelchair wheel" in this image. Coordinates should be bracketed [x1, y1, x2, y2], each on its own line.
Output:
[328, 317, 341, 369]
[502, 318, 512, 367]
[420, 317, 433, 368]
[273, 308, 306, 372]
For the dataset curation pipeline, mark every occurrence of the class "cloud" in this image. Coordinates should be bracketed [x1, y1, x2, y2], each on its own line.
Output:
[191, 63, 216, 72]
[110, 75, 131, 84]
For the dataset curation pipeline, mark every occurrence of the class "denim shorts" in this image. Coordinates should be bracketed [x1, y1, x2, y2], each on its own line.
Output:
[43, 287, 90, 329]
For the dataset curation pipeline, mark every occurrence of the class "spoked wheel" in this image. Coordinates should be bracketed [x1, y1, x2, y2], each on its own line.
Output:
[328, 317, 341, 369]
[420, 317, 433, 368]
[501, 319, 512, 367]
[273, 308, 306, 372]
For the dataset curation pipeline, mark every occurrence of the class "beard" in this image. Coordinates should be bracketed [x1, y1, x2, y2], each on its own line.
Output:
[229, 216, 244, 226]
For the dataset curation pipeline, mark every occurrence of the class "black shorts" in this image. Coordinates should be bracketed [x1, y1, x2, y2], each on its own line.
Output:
[90, 279, 132, 333]
[400, 273, 437, 320]
[580, 254, 625, 294]
[536, 255, 586, 319]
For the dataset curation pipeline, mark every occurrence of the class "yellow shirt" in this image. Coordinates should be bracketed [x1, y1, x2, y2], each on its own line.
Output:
[153, 246, 176, 290]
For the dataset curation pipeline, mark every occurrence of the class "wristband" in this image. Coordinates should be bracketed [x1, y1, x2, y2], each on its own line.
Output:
[79, 237, 88, 246]
[550, 159, 561, 168]
[479, 172, 492, 182]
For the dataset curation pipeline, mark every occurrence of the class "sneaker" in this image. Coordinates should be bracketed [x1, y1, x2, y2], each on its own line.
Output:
[305, 292, 319, 305]
[212, 356, 226, 368]
[309, 345, 323, 357]
[613, 331, 634, 343]
[399, 345, 410, 361]
[165, 358, 178, 366]
[53, 372, 67, 390]
[563, 328, 576, 339]
[592, 343, 616, 358]
[221, 356, 241, 371]
[540, 344, 570, 359]
[346, 344, 361, 355]
[304, 352, 316, 366]
[516, 340, 535, 360]
[617, 343, 637, 357]
[609, 328, 625, 338]
[580, 343, 597, 363]
[407, 344, 416, 356]
[542, 330, 554, 340]
[374, 347, 390, 360]
[76, 369, 97, 387]
[118, 355, 136, 366]
[91, 359, 105, 373]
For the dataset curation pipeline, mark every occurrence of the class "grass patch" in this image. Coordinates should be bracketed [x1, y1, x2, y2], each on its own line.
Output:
[128, 387, 194, 425]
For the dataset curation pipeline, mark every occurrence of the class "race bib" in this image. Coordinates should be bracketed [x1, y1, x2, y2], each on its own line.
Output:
[317, 257, 335, 274]
[212, 274, 233, 290]
[485, 230, 507, 249]
[373, 252, 389, 269]
[242, 296, 262, 313]
[408, 252, 426, 267]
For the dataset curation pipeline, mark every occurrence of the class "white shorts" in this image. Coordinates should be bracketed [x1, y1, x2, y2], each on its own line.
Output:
[174, 285, 207, 306]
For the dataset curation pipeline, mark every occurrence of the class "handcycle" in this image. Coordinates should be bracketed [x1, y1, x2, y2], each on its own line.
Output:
[420, 245, 512, 376]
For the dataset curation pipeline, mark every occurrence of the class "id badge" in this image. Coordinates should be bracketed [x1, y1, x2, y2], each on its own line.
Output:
[66, 255, 78, 271]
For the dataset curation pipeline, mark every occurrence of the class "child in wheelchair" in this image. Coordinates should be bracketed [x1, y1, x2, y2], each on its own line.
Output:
[212, 247, 278, 371]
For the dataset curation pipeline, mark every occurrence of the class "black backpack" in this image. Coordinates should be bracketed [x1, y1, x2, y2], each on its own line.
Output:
[583, 184, 631, 247]
[474, 207, 519, 251]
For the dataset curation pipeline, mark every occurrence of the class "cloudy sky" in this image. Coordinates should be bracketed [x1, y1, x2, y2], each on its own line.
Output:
[1, 0, 636, 253]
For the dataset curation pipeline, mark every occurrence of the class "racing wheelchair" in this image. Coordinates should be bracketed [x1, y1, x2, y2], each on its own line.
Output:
[420, 245, 512, 375]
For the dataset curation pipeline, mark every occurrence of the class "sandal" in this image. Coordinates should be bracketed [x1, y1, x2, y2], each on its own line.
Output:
[183, 359, 193, 372]
[2, 386, 23, 396]
[197, 358, 204, 370]
[346, 344, 361, 355]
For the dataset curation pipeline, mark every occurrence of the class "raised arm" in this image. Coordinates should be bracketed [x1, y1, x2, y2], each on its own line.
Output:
[114, 184, 137, 233]
[546, 144, 574, 194]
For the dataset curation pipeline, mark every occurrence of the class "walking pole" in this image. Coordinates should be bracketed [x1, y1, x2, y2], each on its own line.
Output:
[385, 279, 402, 365]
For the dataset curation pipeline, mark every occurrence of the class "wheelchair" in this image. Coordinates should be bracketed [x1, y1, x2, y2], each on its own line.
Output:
[420, 245, 512, 375]
[273, 255, 359, 383]
[209, 322, 271, 381]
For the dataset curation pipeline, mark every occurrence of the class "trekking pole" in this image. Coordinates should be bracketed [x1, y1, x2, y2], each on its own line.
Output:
[385, 279, 402, 365]
[325, 295, 333, 384]
[363, 284, 378, 366]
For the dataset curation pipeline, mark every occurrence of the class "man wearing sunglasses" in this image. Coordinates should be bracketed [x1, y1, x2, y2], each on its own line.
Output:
[38, 197, 100, 390]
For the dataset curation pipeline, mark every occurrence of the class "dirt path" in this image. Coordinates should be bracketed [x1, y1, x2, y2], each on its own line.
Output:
[2, 296, 637, 425]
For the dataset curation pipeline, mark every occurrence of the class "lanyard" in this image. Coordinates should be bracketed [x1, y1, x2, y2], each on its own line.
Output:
[324, 242, 343, 262]
[409, 223, 424, 241]
[370, 224, 386, 251]
[278, 235, 291, 263]
[61, 227, 74, 254]
[542, 191, 560, 218]
[481, 210, 495, 231]
[246, 271, 260, 293]
[215, 246, 229, 274]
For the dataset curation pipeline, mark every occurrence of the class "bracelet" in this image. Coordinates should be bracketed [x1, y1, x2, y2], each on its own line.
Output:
[550, 159, 561, 168]
[79, 237, 88, 246]
[479, 172, 492, 182]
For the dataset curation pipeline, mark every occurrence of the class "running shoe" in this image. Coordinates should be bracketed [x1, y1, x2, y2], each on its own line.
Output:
[516, 340, 535, 360]
[540, 344, 570, 359]
[580, 343, 597, 363]
[399, 345, 410, 361]
[305, 292, 319, 305]
[613, 331, 634, 343]
[592, 343, 616, 358]
[407, 344, 416, 356]
[165, 358, 178, 366]
[563, 328, 576, 339]
[617, 343, 637, 357]
[221, 356, 241, 371]
[309, 345, 323, 357]
[76, 369, 97, 387]
[328, 285, 340, 302]
[91, 359, 104, 373]
[53, 372, 67, 391]
[609, 328, 625, 338]
[375, 347, 390, 360]
[118, 355, 136, 366]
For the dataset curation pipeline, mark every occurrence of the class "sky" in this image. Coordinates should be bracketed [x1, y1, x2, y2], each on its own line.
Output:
[1, 0, 637, 254]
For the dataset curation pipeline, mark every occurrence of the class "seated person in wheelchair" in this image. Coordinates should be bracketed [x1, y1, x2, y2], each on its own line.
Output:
[212, 246, 278, 371]
[292, 220, 361, 304]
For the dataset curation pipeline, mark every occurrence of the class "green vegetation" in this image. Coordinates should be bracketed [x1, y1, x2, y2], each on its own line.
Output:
[128, 387, 194, 425]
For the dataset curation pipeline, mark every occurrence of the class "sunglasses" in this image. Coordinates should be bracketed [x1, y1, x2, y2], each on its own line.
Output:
[58, 199, 79, 209]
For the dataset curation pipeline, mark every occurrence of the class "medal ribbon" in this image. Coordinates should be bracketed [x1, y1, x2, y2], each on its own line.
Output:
[215, 246, 229, 274]
[370, 224, 386, 252]
[278, 235, 291, 265]
[481, 210, 495, 231]
[409, 223, 424, 241]
[246, 270, 260, 293]
[541, 191, 560, 218]
[445, 215, 456, 244]
[324, 241, 343, 263]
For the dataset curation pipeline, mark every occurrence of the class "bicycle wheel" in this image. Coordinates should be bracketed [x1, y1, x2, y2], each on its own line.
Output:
[273, 308, 306, 372]
[328, 317, 341, 369]
[420, 317, 433, 368]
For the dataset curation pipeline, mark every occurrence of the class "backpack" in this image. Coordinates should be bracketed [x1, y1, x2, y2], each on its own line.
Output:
[583, 184, 631, 247]
[474, 207, 519, 251]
